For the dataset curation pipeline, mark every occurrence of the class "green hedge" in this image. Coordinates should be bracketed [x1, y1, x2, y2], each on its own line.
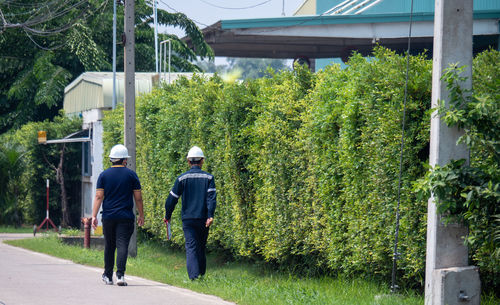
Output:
[103, 47, 497, 288]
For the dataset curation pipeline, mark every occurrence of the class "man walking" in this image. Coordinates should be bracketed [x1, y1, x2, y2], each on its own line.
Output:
[92, 144, 144, 286]
[164, 146, 216, 280]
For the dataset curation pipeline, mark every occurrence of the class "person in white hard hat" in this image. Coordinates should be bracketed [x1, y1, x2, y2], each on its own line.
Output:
[91, 144, 144, 286]
[164, 146, 217, 280]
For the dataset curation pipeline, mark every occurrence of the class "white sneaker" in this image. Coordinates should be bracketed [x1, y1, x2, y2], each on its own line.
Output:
[102, 274, 113, 285]
[117, 275, 127, 286]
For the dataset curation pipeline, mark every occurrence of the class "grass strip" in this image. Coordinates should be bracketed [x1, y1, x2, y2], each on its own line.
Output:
[6, 233, 498, 305]
[5, 235, 424, 305]
[7, 235, 498, 305]
[0, 225, 34, 233]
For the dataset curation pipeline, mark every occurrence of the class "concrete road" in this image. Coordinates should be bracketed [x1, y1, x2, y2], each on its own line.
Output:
[0, 233, 235, 305]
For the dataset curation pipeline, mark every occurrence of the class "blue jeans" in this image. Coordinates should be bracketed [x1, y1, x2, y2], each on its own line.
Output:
[182, 219, 209, 280]
[102, 218, 134, 279]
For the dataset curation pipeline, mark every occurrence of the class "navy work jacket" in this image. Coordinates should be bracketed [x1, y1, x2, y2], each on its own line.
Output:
[165, 165, 216, 220]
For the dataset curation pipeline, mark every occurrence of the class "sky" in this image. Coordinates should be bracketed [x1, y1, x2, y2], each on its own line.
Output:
[158, 0, 305, 31]
[155, 0, 306, 63]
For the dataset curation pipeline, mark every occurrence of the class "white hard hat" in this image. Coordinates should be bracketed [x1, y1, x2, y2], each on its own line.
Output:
[109, 144, 130, 159]
[186, 146, 205, 160]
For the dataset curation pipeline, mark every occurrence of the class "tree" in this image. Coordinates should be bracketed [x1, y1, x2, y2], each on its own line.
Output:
[0, 0, 213, 133]
[0, 143, 25, 226]
[226, 57, 290, 79]
[196, 57, 291, 79]
[195, 59, 229, 74]
[1, 113, 83, 227]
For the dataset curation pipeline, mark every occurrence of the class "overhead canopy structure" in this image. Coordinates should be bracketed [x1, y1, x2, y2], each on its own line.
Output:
[184, 11, 499, 61]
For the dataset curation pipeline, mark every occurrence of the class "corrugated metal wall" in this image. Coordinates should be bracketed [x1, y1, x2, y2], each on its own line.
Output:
[474, 0, 500, 11]
[64, 80, 103, 115]
[316, 0, 500, 15]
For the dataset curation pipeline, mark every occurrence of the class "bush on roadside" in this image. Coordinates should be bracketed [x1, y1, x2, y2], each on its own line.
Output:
[102, 47, 498, 290]
[0, 113, 82, 227]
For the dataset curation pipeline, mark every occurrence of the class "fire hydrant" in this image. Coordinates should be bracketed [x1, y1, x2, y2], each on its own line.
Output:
[81, 217, 92, 249]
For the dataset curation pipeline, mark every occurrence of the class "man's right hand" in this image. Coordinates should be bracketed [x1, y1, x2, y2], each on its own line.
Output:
[91, 216, 98, 230]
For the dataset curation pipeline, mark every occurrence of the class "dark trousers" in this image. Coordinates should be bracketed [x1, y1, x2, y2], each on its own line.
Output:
[182, 219, 209, 280]
[102, 218, 134, 279]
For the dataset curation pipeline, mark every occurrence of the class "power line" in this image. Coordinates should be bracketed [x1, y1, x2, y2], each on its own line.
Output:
[1, 0, 109, 49]
[158, 0, 210, 28]
[391, 0, 414, 294]
[1, 0, 100, 32]
[23, 29, 68, 51]
[197, 0, 272, 10]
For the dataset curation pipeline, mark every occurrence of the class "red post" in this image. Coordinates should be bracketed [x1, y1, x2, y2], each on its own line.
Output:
[82, 218, 91, 249]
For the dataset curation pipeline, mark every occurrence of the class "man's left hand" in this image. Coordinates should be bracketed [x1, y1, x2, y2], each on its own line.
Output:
[206, 217, 213, 227]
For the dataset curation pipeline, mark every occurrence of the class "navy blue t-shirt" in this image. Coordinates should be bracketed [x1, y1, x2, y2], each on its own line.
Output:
[96, 165, 141, 220]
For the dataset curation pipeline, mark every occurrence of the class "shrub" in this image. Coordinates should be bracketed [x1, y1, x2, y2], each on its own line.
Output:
[0, 113, 82, 227]
[102, 47, 498, 289]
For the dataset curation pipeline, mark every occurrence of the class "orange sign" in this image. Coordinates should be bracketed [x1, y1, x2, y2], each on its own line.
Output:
[37, 131, 47, 144]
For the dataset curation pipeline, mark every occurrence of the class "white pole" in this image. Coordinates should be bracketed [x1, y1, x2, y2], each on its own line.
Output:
[168, 40, 171, 84]
[162, 40, 167, 80]
[112, 0, 117, 109]
[159, 39, 171, 83]
[46, 179, 49, 219]
[154, 0, 158, 73]
[159, 42, 162, 75]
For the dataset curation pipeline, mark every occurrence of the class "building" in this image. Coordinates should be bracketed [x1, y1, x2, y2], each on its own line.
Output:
[184, 0, 500, 70]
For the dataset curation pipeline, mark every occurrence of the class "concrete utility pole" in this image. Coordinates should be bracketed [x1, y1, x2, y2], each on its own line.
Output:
[124, 0, 137, 257]
[425, 0, 480, 304]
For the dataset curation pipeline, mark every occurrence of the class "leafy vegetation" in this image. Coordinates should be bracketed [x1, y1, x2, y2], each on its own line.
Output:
[197, 58, 291, 79]
[102, 47, 435, 289]
[0, 142, 25, 226]
[102, 47, 500, 291]
[0, 225, 34, 233]
[0, 114, 82, 227]
[415, 49, 500, 289]
[0, 0, 213, 133]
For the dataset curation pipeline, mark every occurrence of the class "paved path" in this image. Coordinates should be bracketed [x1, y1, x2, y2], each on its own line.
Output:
[0, 233, 235, 305]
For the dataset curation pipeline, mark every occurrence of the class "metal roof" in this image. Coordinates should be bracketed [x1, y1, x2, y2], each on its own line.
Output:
[184, 11, 499, 61]
[63, 72, 206, 115]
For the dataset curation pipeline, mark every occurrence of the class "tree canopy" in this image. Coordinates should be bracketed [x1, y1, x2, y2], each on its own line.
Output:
[0, 0, 213, 133]
[197, 57, 291, 79]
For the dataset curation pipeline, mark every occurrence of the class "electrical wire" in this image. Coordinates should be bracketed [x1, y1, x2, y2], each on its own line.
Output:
[391, 0, 414, 294]
[158, 0, 210, 28]
[19, 0, 90, 28]
[1, 0, 109, 49]
[198, 0, 272, 10]
[23, 28, 68, 51]
[160, 0, 330, 34]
